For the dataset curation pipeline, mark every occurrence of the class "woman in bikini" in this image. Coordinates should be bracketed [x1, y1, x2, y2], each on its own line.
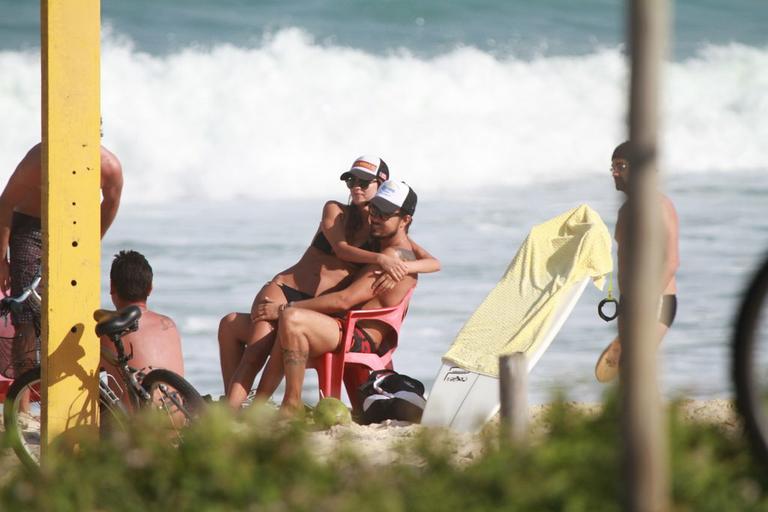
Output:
[219, 156, 440, 407]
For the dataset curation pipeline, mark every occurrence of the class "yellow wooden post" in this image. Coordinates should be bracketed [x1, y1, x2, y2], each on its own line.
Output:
[40, 0, 101, 458]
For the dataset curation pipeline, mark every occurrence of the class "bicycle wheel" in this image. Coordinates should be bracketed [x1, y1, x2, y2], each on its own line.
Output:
[733, 254, 768, 464]
[4, 368, 129, 469]
[3, 367, 42, 468]
[140, 369, 204, 432]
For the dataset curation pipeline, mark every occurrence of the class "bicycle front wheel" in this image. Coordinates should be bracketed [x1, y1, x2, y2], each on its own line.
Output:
[733, 254, 768, 464]
[140, 369, 204, 431]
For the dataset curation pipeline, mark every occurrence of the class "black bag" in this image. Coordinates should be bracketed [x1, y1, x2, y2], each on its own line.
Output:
[358, 369, 426, 425]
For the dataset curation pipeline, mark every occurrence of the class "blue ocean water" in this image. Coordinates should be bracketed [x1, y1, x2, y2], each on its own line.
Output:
[0, 1, 767, 404]
[2, 0, 767, 58]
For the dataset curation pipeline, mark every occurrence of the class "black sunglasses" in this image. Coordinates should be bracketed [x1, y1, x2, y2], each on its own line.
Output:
[370, 203, 400, 220]
[346, 177, 377, 190]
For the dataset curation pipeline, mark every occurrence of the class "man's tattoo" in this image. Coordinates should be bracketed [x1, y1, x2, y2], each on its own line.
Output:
[282, 348, 308, 366]
[395, 249, 416, 262]
[160, 316, 174, 331]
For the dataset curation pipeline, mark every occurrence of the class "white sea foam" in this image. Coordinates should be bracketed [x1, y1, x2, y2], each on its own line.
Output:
[1, 29, 766, 202]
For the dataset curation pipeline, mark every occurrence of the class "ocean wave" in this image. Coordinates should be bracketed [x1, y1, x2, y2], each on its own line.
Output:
[1, 29, 766, 202]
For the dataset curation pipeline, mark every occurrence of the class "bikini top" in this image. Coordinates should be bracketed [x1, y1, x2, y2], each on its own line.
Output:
[310, 230, 375, 256]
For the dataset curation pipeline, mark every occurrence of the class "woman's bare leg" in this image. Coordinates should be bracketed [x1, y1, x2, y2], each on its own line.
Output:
[227, 331, 277, 409]
[218, 312, 250, 393]
[253, 336, 286, 403]
[217, 282, 285, 394]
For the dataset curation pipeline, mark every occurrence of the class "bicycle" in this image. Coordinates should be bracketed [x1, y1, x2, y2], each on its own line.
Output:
[94, 305, 204, 436]
[732, 253, 768, 464]
[3, 299, 204, 469]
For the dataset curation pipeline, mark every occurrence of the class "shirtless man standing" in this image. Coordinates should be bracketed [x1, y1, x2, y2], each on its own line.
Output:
[595, 141, 680, 382]
[101, 250, 185, 403]
[0, 142, 123, 374]
[247, 180, 420, 415]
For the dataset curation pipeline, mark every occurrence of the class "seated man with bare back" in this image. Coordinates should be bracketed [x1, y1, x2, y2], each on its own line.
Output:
[595, 141, 680, 382]
[248, 180, 420, 415]
[101, 250, 185, 403]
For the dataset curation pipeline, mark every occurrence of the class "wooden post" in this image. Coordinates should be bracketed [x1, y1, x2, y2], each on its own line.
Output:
[499, 352, 527, 444]
[40, 0, 102, 458]
[622, 0, 670, 510]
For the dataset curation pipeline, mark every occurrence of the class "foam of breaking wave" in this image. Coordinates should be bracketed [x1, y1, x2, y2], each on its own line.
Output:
[0, 29, 766, 202]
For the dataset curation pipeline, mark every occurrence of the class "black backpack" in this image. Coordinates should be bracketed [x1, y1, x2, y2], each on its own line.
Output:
[357, 369, 426, 425]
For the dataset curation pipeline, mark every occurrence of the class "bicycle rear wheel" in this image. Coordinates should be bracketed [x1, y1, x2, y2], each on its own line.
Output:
[3, 368, 129, 469]
[733, 254, 768, 464]
[140, 369, 204, 433]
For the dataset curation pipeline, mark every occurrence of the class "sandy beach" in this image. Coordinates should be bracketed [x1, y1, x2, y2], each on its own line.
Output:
[0, 398, 740, 480]
[307, 398, 740, 466]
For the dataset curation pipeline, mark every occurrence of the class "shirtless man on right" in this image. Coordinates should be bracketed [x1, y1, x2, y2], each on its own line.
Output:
[595, 141, 680, 382]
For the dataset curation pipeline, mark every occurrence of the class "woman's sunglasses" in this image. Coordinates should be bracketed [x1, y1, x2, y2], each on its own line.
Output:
[346, 177, 377, 190]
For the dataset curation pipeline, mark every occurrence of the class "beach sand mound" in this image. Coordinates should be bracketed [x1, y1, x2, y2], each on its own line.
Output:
[308, 399, 741, 465]
[0, 398, 742, 475]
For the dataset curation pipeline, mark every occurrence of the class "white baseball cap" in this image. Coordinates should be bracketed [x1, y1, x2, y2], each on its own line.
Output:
[370, 180, 417, 216]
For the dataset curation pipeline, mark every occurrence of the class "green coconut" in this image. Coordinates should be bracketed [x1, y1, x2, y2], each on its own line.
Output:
[313, 397, 352, 429]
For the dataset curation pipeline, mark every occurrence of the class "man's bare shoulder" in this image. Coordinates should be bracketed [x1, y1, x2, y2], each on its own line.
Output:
[13, 144, 43, 181]
[142, 310, 179, 333]
[660, 193, 678, 217]
[25, 143, 42, 160]
[100, 145, 123, 178]
[158, 314, 178, 332]
[379, 244, 418, 305]
[381, 245, 416, 262]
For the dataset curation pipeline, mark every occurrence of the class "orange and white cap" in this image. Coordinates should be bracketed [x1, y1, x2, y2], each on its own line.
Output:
[339, 155, 390, 182]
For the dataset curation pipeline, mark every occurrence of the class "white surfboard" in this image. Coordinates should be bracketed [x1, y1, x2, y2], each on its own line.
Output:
[421, 277, 590, 432]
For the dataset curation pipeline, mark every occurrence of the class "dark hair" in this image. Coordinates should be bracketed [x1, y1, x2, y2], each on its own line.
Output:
[612, 141, 631, 163]
[110, 250, 153, 301]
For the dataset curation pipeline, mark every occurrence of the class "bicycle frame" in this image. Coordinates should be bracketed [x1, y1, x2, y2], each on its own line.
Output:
[1, 274, 43, 374]
[99, 331, 152, 409]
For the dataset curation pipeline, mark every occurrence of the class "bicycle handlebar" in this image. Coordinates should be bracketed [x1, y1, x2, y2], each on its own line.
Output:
[2, 274, 42, 306]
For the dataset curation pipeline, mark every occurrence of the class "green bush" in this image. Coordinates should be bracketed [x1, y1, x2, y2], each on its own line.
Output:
[1, 397, 767, 511]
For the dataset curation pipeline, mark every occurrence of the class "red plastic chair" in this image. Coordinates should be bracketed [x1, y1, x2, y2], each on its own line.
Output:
[308, 287, 415, 412]
[0, 319, 16, 402]
[0, 377, 10, 402]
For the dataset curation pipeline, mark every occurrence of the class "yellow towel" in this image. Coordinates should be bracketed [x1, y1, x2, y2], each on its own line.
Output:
[443, 204, 613, 377]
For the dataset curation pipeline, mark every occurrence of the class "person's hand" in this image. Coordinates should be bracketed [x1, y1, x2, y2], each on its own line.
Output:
[0, 259, 9, 294]
[377, 253, 408, 281]
[252, 297, 282, 322]
[371, 270, 397, 295]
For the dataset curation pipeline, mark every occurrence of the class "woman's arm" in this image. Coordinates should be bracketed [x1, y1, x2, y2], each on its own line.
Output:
[371, 238, 441, 294]
[404, 237, 441, 274]
[320, 201, 409, 280]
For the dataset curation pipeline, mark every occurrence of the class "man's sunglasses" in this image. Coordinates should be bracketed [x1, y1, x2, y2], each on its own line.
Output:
[370, 204, 400, 220]
[346, 177, 377, 190]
